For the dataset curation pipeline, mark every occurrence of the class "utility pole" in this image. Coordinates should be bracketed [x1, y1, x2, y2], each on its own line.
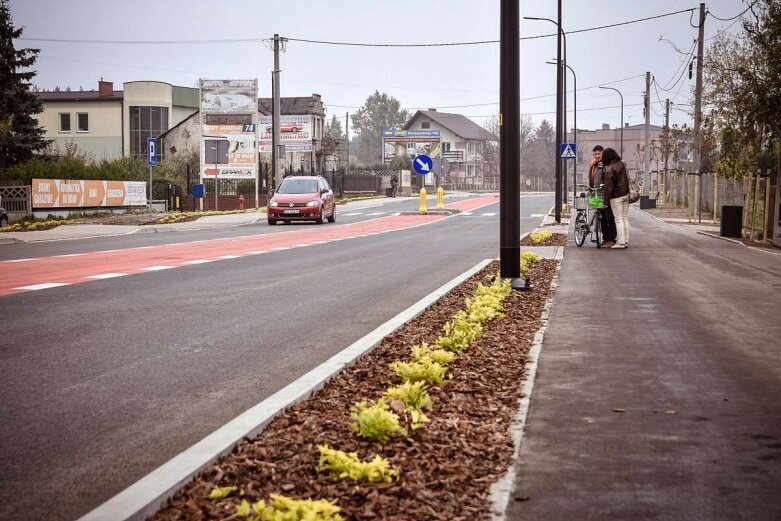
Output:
[643, 71, 651, 194]
[693, 2, 706, 175]
[664, 98, 670, 202]
[554, 0, 563, 223]
[345, 112, 349, 171]
[272, 34, 283, 190]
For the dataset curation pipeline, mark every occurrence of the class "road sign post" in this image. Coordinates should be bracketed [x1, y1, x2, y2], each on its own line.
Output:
[147, 138, 157, 211]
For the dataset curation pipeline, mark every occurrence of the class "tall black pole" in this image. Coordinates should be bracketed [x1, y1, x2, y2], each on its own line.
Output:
[554, 0, 563, 223]
[499, 0, 523, 287]
[562, 32, 567, 204]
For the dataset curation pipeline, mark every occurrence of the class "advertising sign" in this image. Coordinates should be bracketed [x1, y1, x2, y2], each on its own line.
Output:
[201, 124, 257, 179]
[32, 179, 147, 208]
[258, 115, 313, 153]
[200, 79, 258, 115]
[382, 128, 441, 165]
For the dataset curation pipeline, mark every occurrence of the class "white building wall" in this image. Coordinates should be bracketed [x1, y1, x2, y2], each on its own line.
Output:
[36, 100, 123, 160]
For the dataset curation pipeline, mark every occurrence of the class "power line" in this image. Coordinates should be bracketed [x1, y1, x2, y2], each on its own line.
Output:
[707, 1, 757, 21]
[19, 8, 696, 47]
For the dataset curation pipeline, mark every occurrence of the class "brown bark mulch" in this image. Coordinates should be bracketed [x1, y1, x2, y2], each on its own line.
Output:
[520, 232, 567, 246]
[151, 259, 558, 521]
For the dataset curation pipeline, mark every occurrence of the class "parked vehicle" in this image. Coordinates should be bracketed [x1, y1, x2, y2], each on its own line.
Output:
[267, 176, 336, 225]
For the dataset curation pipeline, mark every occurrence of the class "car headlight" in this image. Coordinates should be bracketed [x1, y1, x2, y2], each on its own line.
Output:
[268, 201, 278, 207]
[306, 200, 320, 207]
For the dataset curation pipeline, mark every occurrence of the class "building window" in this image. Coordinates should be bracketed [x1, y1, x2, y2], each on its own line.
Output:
[467, 141, 478, 154]
[130, 106, 169, 156]
[76, 113, 89, 132]
[59, 113, 71, 132]
[421, 121, 430, 129]
[467, 165, 476, 177]
[442, 142, 451, 152]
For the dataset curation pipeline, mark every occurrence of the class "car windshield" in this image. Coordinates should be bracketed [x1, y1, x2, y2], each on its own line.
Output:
[276, 179, 318, 194]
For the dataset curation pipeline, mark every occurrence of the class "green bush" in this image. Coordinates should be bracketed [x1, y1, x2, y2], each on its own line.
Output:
[350, 400, 407, 443]
[317, 445, 399, 484]
[235, 494, 343, 521]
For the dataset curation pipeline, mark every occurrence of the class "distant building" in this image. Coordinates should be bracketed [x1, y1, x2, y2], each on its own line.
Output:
[35, 80, 199, 160]
[569, 123, 691, 184]
[401, 110, 497, 190]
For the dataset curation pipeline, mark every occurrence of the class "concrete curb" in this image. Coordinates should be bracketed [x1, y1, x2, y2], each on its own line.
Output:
[489, 239, 565, 519]
[77, 258, 495, 521]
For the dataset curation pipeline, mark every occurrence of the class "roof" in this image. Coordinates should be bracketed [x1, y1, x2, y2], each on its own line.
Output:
[404, 110, 495, 140]
[258, 95, 324, 116]
[35, 90, 123, 102]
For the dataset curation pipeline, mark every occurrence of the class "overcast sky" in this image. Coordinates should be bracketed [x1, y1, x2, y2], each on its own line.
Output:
[11, 0, 749, 133]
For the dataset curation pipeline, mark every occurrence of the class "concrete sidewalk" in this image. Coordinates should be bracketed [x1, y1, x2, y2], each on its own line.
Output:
[505, 207, 781, 520]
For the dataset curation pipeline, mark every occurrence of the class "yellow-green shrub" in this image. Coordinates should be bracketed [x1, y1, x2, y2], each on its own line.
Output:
[520, 251, 541, 277]
[209, 485, 239, 500]
[316, 445, 399, 484]
[411, 343, 455, 366]
[385, 380, 433, 411]
[390, 357, 448, 385]
[529, 230, 552, 244]
[235, 494, 343, 521]
[350, 399, 407, 443]
[435, 310, 484, 353]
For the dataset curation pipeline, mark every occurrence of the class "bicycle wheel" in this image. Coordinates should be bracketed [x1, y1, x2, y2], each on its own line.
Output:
[574, 212, 587, 247]
[594, 211, 602, 248]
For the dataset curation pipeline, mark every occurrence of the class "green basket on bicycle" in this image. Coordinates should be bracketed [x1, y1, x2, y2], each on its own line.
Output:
[588, 188, 605, 209]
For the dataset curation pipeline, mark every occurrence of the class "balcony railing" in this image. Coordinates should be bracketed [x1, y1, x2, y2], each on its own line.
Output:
[443, 150, 464, 161]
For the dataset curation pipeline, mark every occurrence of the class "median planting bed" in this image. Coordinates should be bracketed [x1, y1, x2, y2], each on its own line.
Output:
[151, 257, 559, 521]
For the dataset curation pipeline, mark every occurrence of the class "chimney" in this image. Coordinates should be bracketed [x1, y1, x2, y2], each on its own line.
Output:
[601, 123, 610, 130]
[625, 122, 629, 128]
[428, 108, 437, 112]
[98, 80, 113, 97]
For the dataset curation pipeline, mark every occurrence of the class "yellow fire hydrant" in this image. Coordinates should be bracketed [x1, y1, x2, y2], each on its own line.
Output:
[419, 187, 427, 213]
[437, 186, 445, 209]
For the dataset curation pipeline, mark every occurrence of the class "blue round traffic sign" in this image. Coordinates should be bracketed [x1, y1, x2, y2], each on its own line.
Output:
[413, 154, 433, 175]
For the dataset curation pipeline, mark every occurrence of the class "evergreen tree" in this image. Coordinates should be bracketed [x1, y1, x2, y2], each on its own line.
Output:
[0, 0, 46, 169]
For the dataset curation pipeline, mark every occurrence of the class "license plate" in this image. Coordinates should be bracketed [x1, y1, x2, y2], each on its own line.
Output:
[282, 209, 300, 214]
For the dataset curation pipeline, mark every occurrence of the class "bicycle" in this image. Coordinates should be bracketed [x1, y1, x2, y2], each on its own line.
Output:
[573, 186, 606, 248]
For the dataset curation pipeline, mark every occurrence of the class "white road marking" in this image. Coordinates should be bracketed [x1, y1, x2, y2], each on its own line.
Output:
[87, 273, 127, 279]
[530, 213, 545, 217]
[273, 247, 290, 251]
[98, 249, 121, 253]
[141, 266, 174, 271]
[183, 260, 212, 264]
[56, 253, 86, 258]
[343, 212, 362, 216]
[481, 212, 497, 216]
[3, 258, 37, 263]
[218, 255, 240, 259]
[247, 251, 267, 255]
[461, 212, 473, 216]
[15, 282, 69, 291]
[366, 212, 384, 216]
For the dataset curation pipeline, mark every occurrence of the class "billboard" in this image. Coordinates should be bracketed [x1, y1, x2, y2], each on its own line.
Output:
[32, 179, 146, 208]
[201, 124, 257, 179]
[200, 79, 257, 115]
[382, 128, 441, 164]
[199, 79, 259, 181]
[258, 115, 313, 153]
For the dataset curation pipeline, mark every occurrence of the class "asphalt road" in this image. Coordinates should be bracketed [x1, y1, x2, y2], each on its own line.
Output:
[0, 194, 552, 520]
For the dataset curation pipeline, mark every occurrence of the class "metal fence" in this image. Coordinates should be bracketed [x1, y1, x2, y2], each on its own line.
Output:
[653, 170, 777, 241]
[0, 185, 31, 221]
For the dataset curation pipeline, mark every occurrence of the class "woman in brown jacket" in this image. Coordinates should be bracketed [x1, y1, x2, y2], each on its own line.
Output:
[601, 147, 629, 249]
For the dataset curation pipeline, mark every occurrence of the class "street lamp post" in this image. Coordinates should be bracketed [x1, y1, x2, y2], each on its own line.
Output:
[599, 86, 624, 157]
[548, 60, 577, 199]
[525, 11, 565, 221]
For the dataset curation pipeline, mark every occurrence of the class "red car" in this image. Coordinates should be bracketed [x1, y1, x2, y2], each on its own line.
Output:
[267, 176, 336, 225]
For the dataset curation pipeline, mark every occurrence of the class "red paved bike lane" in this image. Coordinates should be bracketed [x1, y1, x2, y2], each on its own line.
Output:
[0, 196, 499, 296]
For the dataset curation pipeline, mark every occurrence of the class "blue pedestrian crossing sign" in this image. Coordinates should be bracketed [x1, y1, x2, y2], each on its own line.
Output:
[560, 142, 577, 160]
[413, 154, 433, 175]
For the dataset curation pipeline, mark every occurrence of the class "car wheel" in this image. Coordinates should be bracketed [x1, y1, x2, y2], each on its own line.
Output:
[268, 218, 277, 226]
[327, 207, 335, 223]
[316, 207, 325, 224]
